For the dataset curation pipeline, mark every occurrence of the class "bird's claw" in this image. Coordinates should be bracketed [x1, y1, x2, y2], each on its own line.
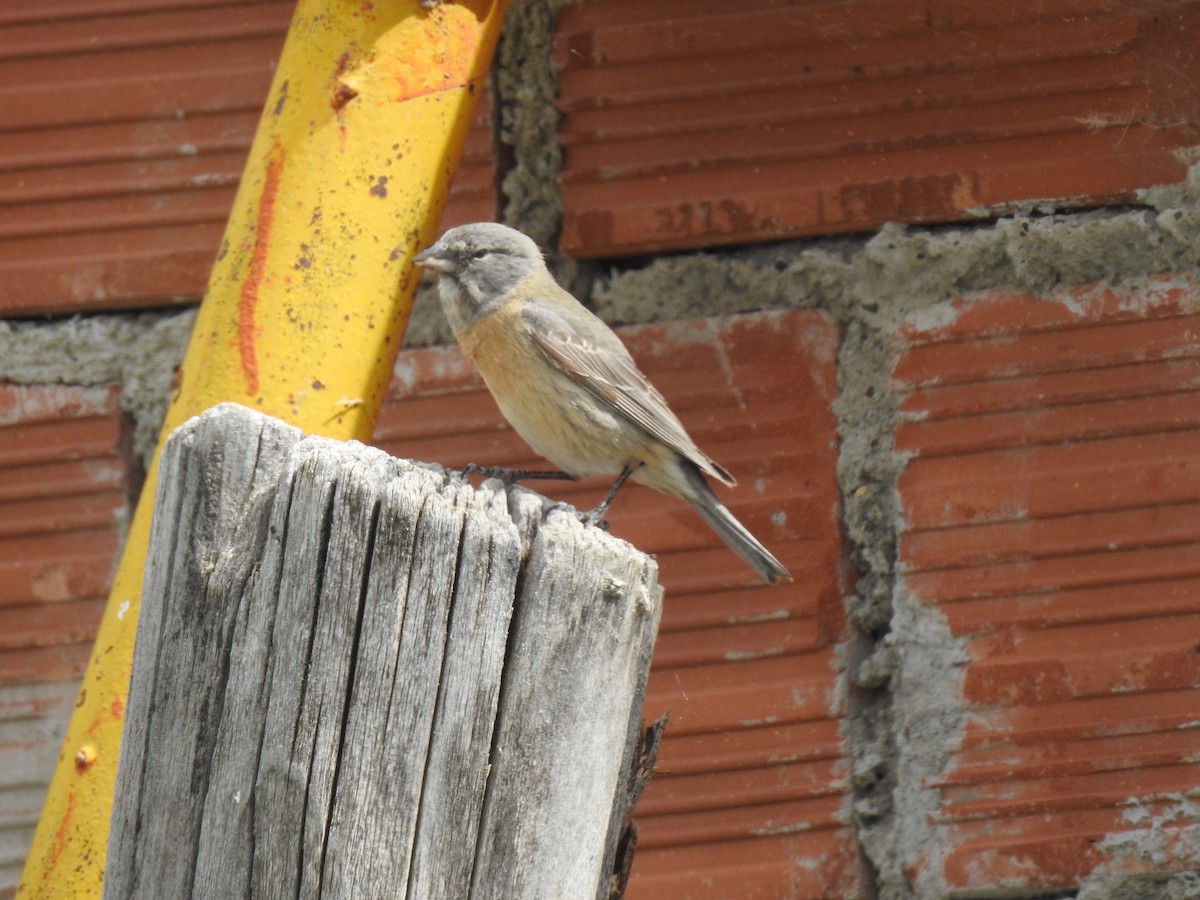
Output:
[462, 463, 514, 484]
[578, 508, 611, 531]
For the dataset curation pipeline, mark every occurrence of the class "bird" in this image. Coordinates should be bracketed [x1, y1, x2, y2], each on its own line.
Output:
[413, 222, 791, 584]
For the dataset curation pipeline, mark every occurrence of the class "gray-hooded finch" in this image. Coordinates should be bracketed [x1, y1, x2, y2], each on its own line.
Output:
[413, 222, 791, 584]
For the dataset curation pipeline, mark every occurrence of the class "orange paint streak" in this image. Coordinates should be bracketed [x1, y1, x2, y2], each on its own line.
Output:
[238, 141, 286, 396]
[44, 789, 76, 873]
[111, 694, 124, 719]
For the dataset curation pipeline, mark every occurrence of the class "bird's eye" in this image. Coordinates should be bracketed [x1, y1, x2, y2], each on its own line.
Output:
[470, 249, 490, 261]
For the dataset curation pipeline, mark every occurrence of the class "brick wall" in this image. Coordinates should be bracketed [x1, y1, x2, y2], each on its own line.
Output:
[891, 283, 1200, 895]
[2, 0, 1199, 896]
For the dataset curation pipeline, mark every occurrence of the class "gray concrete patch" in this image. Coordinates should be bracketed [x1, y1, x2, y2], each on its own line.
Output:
[1079, 871, 1200, 900]
[494, 0, 570, 253]
[1076, 795, 1200, 900]
[0, 310, 194, 465]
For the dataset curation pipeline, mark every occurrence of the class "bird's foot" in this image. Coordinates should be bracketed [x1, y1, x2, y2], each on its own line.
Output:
[461, 463, 513, 484]
[462, 464, 578, 487]
[578, 506, 611, 532]
[572, 463, 636, 531]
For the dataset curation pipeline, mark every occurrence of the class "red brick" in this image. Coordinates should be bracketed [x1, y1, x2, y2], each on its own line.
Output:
[634, 833, 863, 900]
[0, 385, 127, 684]
[555, 1, 1197, 256]
[893, 283, 1200, 892]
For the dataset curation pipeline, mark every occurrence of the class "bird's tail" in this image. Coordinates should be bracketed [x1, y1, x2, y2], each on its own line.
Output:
[681, 464, 791, 584]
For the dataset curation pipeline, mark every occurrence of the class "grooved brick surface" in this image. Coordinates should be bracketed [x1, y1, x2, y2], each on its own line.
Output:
[0, 384, 128, 684]
[555, 0, 1198, 257]
[893, 280, 1200, 894]
[0, 383, 130, 895]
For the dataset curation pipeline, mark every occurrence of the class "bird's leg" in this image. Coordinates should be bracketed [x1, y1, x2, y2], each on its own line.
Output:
[462, 463, 579, 486]
[581, 463, 638, 529]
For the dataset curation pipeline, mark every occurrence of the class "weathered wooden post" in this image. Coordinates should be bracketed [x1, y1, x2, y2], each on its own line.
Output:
[104, 403, 662, 899]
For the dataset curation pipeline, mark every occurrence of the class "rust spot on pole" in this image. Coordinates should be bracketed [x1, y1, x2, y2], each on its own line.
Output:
[332, 82, 359, 110]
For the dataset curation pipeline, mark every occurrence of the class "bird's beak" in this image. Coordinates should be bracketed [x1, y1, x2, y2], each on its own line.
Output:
[413, 244, 455, 274]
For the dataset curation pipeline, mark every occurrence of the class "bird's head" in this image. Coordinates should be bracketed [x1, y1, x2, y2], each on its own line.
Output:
[414, 223, 545, 333]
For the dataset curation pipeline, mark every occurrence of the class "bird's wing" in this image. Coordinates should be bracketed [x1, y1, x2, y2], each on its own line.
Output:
[523, 297, 735, 486]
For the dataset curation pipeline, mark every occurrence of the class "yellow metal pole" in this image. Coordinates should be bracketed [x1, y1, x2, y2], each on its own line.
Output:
[18, 0, 507, 894]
